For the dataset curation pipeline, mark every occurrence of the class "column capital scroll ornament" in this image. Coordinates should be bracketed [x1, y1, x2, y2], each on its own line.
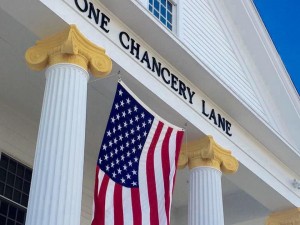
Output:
[177, 135, 238, 173]
[25, 25, 112, 77]
[266, 208, 300, 225]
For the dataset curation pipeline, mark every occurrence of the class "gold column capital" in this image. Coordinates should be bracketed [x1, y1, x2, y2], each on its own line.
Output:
[178, 135, 239, 173]
[25, 25, 112, 77]
[266, 208, 300, 225]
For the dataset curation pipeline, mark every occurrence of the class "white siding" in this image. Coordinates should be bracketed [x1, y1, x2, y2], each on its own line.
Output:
[179, 0, 268, 121]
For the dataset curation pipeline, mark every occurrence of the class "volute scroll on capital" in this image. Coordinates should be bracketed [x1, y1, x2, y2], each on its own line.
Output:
[177, 135, 239, 174]
[25, 25, 112, 77]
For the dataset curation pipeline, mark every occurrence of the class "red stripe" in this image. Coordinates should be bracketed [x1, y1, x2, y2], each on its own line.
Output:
[91, 167, 100, 225]
[114, 184, 124, 225]
[146, 121, 164, 225]
[161, 128, 173, 225]
[131, 188, 142, 225]
[172, 131, 184, 193]
[92, 172, 109, 225]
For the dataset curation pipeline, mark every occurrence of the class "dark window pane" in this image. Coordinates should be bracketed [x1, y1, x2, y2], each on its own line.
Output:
[13, 190, 22, 204]
[0, 215, 6, 224]
[154, 9, 159, 18]
[0, 168, 6, 183]
[17, 210, 25, 223]
[149, 0, 153, 5]
[8, 205, 17, 220]
[6, 173, 15, 186]
[167, 23, 172, 30]
[21, 195, 28, 207]
[167, 12, 172, 23]
[161, 0, 166, 6]
[8, 160, 17, 173]
[149, 5, 153, 11]
[16, 165, 24, 178]
[0, 155, 9, 169]
[0, 182, 4, 195]
[167, 1, 172, 12]
[160, 16, 166, 25]
[22, 181, 30, 195]
[154, 0, 159, 10]
[24, 169, 31, 182]
[161, 5, 166, 17]
[4, 185, 13, 199]
[0, 200, 9, 215]
[15, 177, 22, 191]
[7, 218, 14, 225]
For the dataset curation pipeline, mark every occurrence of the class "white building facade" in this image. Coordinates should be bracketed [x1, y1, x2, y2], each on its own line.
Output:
[0, 0, 300, 224]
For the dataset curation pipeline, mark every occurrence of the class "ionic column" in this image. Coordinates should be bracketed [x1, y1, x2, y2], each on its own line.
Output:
[178, 135, 239, 225]
[24, 25, 112, 225]
[266, 208, 300, 225]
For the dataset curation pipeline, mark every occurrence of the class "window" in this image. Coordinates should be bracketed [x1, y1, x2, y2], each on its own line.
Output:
[0, 153, 32, 225]
[148, 0, 176, 31]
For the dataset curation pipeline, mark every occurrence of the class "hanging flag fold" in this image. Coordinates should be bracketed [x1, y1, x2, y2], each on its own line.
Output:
[91, 81, 184, 225]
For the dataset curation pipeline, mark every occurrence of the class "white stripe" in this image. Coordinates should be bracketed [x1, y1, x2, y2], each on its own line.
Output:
[97, 169, 105, 196]
[105, 179, 115, 225]
[122, 187, 133, 225]
[168, 130, 178, 218]
[138, 118, 159, 225]
[153, 125, 168, 225]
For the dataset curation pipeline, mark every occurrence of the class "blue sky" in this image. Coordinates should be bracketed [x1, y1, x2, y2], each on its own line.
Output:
[253, 0, 300, 95]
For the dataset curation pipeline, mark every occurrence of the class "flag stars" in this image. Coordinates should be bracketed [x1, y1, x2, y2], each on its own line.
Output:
[118, 124, 122, 131]
[118, 168, 122, 174]
[134, 106, 138, 112]
[111, 117, 115, 123]
[126, 98, 131, 104]
[126, 174, 131, 179]
[118, 89, 123, 96]
[115, 103, 119, 110]
[116, 114, 120, 120]
[122, 111, 126, 117]
[107, 130, 112, 137]
[112, 172, 116, 178]
[128, 108, 132, 115]
[104, 154, 109, 160]
[120, 100, 124, 107]
[132, 170, 137, 175]
[132, 181, 137, 186]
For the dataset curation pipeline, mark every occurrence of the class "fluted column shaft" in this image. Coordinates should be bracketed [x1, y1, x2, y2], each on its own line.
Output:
[188, 167, 224, 225]
[25, 64, 88, 225]
[24, 25, 112, 225]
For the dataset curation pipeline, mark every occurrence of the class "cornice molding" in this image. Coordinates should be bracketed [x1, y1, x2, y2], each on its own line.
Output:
[25, 25, 112, 77]
[266, 208, 300, 225]
[178, 135, 238, 173]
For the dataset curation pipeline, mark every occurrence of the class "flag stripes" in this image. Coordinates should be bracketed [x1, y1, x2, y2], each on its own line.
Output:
[91, 82, 184, 225]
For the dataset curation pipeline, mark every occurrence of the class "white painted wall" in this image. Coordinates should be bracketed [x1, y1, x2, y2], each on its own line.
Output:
[178, 0, 268, 123]
[0, 101, 37, 167]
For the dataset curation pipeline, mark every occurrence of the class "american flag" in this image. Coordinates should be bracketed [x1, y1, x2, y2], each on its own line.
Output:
[91, 81, 184, 225]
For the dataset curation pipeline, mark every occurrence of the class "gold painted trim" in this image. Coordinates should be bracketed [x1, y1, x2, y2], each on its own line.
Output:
[25, 25, 112, 77]
[266, 208, 300, 225]
[178, 135, 239, 173]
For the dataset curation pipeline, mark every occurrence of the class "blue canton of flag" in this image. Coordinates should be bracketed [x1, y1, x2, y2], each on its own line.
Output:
[98, 82, 153, 188]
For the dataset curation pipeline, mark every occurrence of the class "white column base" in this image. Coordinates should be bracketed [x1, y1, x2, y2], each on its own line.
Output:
[26, 64, 89, 225]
